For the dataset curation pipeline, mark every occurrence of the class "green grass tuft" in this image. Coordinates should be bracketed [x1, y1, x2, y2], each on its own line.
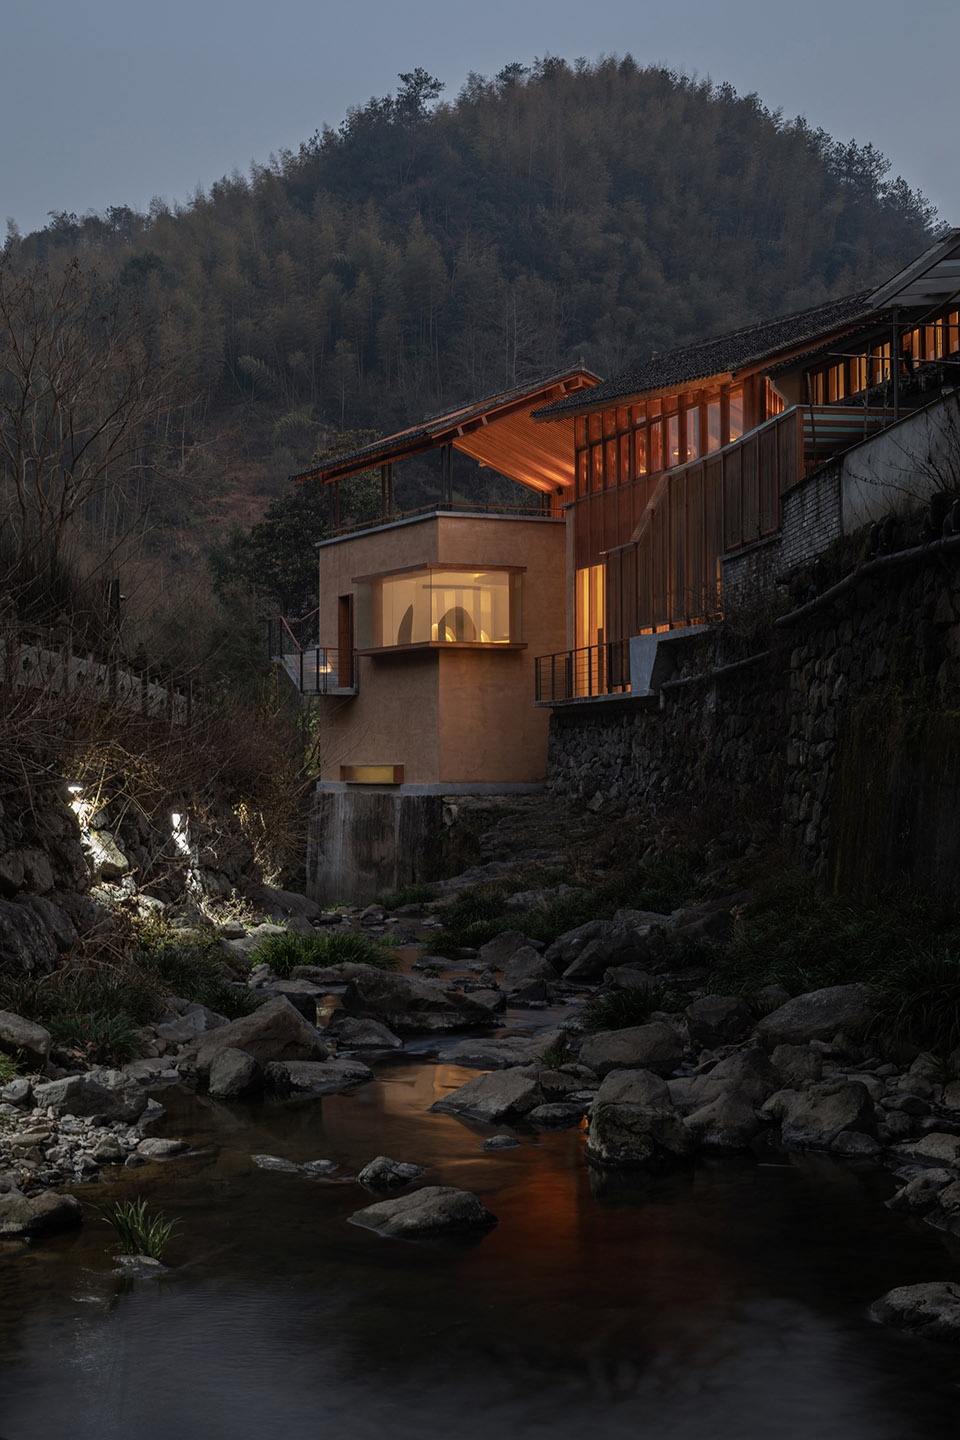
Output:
[377, 882, 438, 909]
[583, 983, 691, 1031]
[97, 1197, 177, 1260]
[0, 1053, 20, 1084]
[250, 928, 398, 977]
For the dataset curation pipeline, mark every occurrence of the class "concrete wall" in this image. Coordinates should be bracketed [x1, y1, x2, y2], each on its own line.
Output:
[841, 392, 960, 531]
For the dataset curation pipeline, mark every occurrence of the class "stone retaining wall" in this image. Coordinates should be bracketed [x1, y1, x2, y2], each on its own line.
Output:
[548, 539, 960, 895]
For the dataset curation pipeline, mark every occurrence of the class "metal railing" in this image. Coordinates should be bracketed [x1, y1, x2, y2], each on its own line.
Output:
[267, 615, 358, 695]
[535, 640, 630, 702]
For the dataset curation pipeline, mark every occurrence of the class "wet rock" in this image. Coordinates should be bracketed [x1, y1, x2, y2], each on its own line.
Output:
[348, 1185, 497, 1238]
[891, 1133, 960, 1168]
[358, 1156, 425, 1191]
[33, 1070, 148, 1123]
[526, 1101, 587, 1128]
[0, 901, 58, 974]
[430, 1067, 543, 1124]
[245, 885, 320, 922]
[477, 932, 544, 968]
[444, 1033, 565, 1070]
[579, 1023, 683, 1079]
[770, 1044, 823, 1088]
[500, 947, 557, 1003]
[762, 1080, 876, 1150]
[137, 1137, 189, 1158]
[544, 918, 664, 977]
[255, 980, 324, 1022]
[208, 1047, 263, 1099]
[756, 984, 875, 1047]
[870, 1282, 960, 1342]
[481, 1134, 520, 1150]
[0, 1189, 83, 1236]
[116, 1255, 168, 1278]
[340, 968, 498, 1034]
[273, 1058, 373, 1095]
[677, 1049, 779, 1113]
[1, 1077, 33, 1108]
[683, 1092, 767, 1150]
[0, 1010, 51, 1069]
[251, 1154, 300, 1174]
[193, 996, 329, 1074]
[604, 965, 661, 990]
[594, 1069, 672, 1108]
[326, 1016, 404, 1051]
[887, 1169, 956, 1215]
[585, 1089, 695, 1171]
[684, 995, 752, 1049]
[21, 896, 78, 951]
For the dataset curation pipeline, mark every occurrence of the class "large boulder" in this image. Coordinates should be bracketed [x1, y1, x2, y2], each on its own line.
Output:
[358, 1156, 425, 1191]
[586, 1090, 696, 1170]
[762, 1080, 876, 1150]
[870, 1282, 960, 1342]
[477, 931, 545, 969]
[683, 1092, 768, 1150]
[0, 1189, 83, 1236]
[430, 1067, 543, 1124]
[326, 1016, 404, 1051]
[208, 1047, 263, 1099]
[340, 968, 498, 1034]
[270, 1058, 373, 1096]
[349, 1185, 497, 1238]
[756, 985, 875, 1047]
[0, 1009, 51, 1069]
[33, 1069, 148, 1122]
[674, 1048, 779, 1114]
[890, 1133, 960, 1168]
[0, 900, 58, 974]
[685, 995, 753, 1050]
[500, 947, 557, 1003]
[193, 996, 329, 1074]
[580, 1023, 683, 1078]
[544, 918, 664, 978]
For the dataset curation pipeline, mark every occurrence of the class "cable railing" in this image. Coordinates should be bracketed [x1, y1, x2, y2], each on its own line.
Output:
[535, 640, 631, 702]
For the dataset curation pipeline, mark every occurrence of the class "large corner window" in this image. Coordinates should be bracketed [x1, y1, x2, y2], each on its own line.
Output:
[355, 565, 523, 650]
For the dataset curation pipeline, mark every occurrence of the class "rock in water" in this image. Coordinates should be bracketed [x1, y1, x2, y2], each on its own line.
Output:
[870, 1282, 960, 1342]
[348, 1186, 497, 1237]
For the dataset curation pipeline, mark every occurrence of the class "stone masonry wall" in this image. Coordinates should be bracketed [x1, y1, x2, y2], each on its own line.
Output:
[548, 538, 960, 896]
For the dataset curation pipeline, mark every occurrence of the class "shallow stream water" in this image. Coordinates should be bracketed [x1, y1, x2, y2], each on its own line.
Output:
[2, 975, 960, 1440]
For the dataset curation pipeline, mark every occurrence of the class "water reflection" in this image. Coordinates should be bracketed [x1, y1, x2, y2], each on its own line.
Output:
[0, 1059, 959, 1439]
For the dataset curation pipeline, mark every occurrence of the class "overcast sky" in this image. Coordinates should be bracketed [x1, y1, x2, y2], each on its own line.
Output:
[3, 0, 956, 238]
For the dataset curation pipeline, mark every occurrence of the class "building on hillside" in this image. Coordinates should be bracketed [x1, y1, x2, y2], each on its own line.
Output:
[270, 369, 598, 900]
[273, 230, 960, 899]
[531, 227, 960, 701]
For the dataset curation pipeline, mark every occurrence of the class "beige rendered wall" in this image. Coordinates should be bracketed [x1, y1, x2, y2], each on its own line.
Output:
[315, 513, 566, 785]
[436, 516, 566, 783]
[316, 518, 441, 783]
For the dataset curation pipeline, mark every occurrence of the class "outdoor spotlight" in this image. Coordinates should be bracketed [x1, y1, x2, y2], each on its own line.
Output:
[171, 812, 183, 830]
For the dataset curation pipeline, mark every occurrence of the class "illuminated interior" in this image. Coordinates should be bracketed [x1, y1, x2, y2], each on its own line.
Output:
[356, 566, 522, 649]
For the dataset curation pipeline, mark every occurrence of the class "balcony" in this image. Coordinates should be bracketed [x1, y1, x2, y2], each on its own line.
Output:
[267, 615, 358, 695]
[535, 641, 631, 703]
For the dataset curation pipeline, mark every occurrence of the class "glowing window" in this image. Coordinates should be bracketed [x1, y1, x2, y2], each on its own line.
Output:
[356, 567, 522, 648]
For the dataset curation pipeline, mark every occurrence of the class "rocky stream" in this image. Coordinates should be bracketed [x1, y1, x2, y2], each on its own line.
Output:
[2, 854, 960, 1437]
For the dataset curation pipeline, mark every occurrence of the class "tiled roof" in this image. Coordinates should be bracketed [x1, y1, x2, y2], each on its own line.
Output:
[532, 292, 876, 419]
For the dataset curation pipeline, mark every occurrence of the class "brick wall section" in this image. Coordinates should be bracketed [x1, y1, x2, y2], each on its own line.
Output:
[548, 541, 960, 895]
[779, 465, 842, 572]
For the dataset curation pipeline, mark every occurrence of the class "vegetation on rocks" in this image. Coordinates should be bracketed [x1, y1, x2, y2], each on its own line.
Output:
[250, 928, 398, 977]
[583, 983, 692, 1032]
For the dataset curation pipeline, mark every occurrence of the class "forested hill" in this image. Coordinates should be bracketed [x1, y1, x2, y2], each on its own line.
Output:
[7, 56, 937, 515]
